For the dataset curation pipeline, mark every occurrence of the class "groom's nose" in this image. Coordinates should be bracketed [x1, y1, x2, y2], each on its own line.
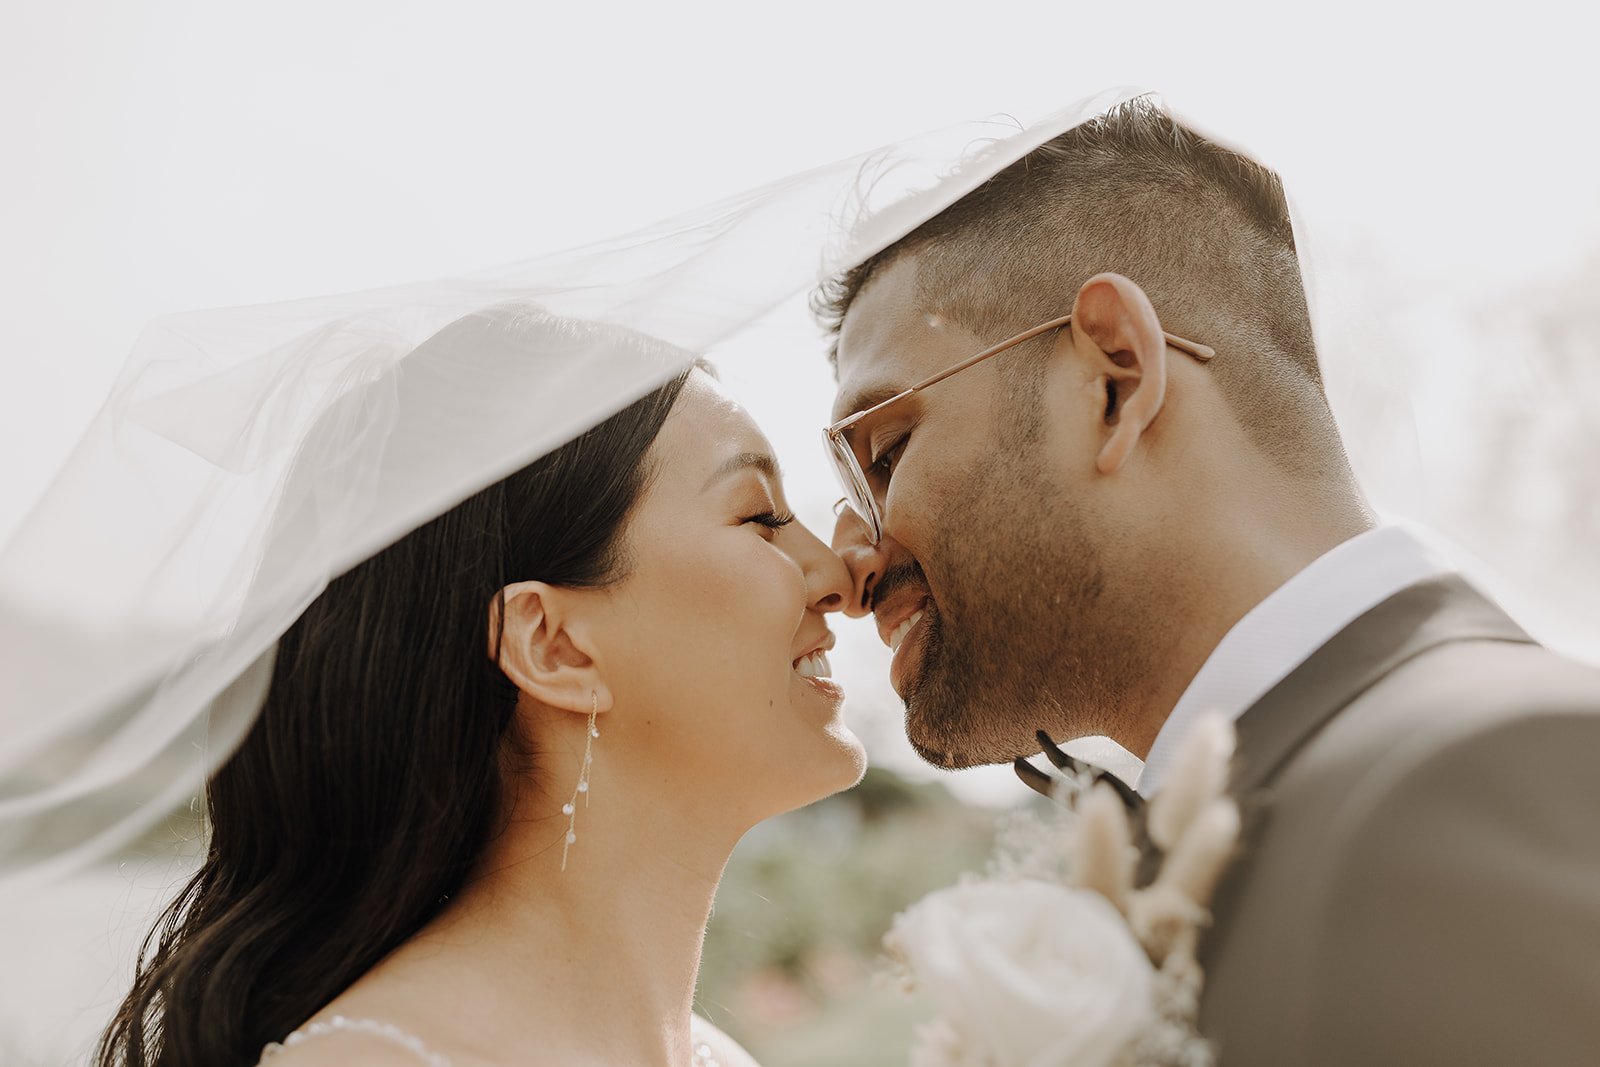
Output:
[830, 506, 889, 618]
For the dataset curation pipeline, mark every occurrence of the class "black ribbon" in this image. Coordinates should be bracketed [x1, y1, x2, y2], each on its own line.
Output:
[1013, 730, 1143, 812]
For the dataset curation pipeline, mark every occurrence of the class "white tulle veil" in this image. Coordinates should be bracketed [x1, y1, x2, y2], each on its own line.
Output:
[0, 88, 1155, 899]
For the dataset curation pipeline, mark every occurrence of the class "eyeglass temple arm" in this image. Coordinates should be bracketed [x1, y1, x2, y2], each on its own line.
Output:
[830, 315, 1213, 435]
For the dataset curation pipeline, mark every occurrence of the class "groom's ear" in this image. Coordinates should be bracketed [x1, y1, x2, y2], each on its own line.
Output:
[1069, 272, 1171, 475]
[488, 581, 613, 715]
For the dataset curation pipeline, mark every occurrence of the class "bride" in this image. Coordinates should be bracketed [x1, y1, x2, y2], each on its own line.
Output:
[0, 89, 1151, 1067]
[94, 308, 865, 1067]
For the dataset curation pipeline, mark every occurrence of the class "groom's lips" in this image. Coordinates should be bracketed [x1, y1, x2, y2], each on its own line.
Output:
[874, 592, 929, 652]
[887, 608, 931, 697]
[875, 591, 932, 696]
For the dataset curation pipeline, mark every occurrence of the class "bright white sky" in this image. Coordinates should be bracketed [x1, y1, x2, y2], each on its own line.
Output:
[3, 0, 1597, 802]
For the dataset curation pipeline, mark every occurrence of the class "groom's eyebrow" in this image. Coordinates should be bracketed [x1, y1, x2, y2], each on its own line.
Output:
[702, 452, 783, 491]
[834, 383, 907, 423]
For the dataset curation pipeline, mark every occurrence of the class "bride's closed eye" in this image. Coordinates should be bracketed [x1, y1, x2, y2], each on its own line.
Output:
[741, 509, 796, 539]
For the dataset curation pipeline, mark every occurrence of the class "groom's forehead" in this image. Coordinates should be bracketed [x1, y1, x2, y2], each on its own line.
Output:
[832, 263, 972, 421]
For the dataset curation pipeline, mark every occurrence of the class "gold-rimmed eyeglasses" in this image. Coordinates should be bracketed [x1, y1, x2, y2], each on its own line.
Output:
[823, 313, 1215, 545]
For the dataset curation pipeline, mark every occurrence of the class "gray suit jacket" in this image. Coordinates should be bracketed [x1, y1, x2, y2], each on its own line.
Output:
[1194, 575, 1600, 1064]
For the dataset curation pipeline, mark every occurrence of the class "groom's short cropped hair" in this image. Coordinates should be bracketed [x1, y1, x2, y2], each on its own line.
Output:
[817, 97, 1345, 476]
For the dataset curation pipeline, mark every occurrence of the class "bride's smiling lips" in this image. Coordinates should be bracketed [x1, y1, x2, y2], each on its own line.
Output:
[791, 628, 843, 701]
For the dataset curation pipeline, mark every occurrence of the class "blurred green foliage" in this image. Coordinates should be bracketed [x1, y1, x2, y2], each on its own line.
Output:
[696, 767, 998, 1067]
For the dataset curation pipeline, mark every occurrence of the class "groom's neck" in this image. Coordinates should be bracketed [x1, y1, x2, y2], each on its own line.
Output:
[1118, 496, 1374, 757]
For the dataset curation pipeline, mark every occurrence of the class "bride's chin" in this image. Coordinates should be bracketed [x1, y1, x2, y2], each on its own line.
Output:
[843, 747, 869, 791]
[768, 730, 867, 815]
[821, 726, 869, 791]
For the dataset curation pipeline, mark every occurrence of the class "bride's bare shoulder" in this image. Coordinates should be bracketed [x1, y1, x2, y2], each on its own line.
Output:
[691, 1015, 763, 1067]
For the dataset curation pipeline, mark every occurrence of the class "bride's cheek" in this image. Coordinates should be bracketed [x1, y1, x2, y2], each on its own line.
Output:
[725, 555, 799, 664]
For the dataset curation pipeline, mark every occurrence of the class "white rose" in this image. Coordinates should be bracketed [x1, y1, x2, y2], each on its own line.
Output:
[887, 880, 1154, 1067]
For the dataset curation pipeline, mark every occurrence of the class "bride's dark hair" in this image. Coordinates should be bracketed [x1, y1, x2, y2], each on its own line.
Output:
[96, 321, 695, 1066]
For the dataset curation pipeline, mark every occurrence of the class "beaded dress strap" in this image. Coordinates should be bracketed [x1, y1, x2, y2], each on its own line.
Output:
[260, 1013, 725, 1066]
[258, 1015, 452, 1066]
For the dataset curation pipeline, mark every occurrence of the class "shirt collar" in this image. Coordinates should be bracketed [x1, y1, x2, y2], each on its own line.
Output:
[1134, 525, 1451, 797]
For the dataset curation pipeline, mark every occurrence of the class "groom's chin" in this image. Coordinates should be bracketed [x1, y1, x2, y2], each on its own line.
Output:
[901, 638, 1037, 769]
[908, 736, 974, 769]
[905, 713, 1024, 770]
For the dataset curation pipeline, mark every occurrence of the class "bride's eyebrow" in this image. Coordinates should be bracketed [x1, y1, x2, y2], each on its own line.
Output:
[701, 451, 783, 492]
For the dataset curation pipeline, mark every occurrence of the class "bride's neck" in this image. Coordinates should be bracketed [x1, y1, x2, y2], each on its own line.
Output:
[374, 742, 747, 1065]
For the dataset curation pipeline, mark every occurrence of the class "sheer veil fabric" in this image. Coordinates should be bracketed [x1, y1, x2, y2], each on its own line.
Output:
[0, 88, 1153, 899]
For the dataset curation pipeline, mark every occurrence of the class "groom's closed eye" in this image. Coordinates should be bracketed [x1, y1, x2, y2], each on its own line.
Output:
[868, 431, 911, 486]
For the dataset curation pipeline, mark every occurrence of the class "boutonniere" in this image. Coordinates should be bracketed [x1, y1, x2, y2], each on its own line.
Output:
[883, 716, 1240, 1067]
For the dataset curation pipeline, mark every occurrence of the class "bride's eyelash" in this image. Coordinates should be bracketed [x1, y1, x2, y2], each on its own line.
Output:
[742, 510, 796, 530]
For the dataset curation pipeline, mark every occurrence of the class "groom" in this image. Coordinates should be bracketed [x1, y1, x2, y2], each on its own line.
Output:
[819, 99, 1600, 1064]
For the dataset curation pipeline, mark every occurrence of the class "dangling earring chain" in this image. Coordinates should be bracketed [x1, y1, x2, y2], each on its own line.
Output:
[560, 691, 600, 872]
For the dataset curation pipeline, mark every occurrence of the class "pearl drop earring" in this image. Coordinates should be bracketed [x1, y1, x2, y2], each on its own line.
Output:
[560, 691, 600, 871]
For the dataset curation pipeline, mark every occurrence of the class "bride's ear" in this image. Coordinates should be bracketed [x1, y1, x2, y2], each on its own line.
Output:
[488, 581, 613, 715]
[1069, 272, 1171, 475]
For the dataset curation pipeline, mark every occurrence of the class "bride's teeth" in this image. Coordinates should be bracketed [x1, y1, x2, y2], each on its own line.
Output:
[795, 650, 832, 679]
[888, 610, 924, 652]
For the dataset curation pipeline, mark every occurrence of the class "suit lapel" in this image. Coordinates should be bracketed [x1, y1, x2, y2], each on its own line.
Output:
[1174, 574, 1537, 977]
[1227, 574, 1532, 796]
[1136, 575, 1532, 889]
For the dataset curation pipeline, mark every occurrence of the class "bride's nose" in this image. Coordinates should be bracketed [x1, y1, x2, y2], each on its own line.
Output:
[796, 520, 851, 614]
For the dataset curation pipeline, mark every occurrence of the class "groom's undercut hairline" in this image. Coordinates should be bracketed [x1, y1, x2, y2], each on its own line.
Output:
[815, 97, 1346, 477]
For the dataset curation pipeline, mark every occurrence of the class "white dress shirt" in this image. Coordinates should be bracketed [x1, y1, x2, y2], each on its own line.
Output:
[1134, 526, 1451, 797]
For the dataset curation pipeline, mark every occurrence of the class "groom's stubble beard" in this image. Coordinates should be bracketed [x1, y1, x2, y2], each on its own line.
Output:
[898, 442, 1151, 769]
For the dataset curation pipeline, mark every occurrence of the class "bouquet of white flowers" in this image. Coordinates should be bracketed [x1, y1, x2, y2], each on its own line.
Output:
[884, 716, 1240, 1067]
